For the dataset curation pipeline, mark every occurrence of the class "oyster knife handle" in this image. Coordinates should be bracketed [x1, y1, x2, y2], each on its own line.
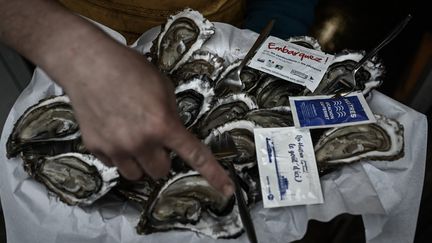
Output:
[238, 19, 275, 71]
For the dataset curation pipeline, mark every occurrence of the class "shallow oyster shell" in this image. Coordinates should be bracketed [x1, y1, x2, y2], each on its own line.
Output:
[287, 36, 322, 51]
[6, 95, 80, 158]
[171, 50, 225, 85]
[195, 93, 258, 138]
[314, 114, 404, 168]
[137, 171, 242, 239]
[312, 50, 385, 96]
[151, 8, 215, 73]
[244, 107, 294, 128]
[175, 76, 215, 128]
[205, 120, 260, 171]
[22, 153, 119, 206]
[254, 75, 305, 108]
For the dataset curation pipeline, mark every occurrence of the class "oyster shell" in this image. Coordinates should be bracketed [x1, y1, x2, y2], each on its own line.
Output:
[6, 96, 80, 158]
[314, 114, 404, 169]
[312, 50, 385, 96]
[137, 171, 243, 239]
[195, 93, 257, 138]
[244, 107, 294, 128]
[151, 8, 215, 73]
[287, 36, 322, 51]
[175, 76, 214, 128]
[22, 153, 119, 206]
[205, 121, 259, 171]
[255, 75, 305, 108]
[171, 50, 225, 85]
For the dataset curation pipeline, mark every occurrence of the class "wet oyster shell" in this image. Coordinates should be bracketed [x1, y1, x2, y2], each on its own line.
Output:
[151, 8, 215, 73]
[175, 76, 215, 128]
[195, 94, 257, 138]
[171, 50, 225, 85]
[312, 50, 385, 96]
[22, 153, 119, 206]
[205, 120, 259, 171]
[244, 107, 294, 128]
[287, 36, 322, 51]
[254, 75, 305, 108]
[137, 171, 243, 239]
[314, 114, 404, 169]
[6, 95, 80, 158]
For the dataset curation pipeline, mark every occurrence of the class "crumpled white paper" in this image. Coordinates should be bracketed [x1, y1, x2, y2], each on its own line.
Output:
[0, 20, 427, 243]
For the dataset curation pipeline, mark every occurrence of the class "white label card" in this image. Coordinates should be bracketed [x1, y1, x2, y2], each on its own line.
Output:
[248, 36, 334, 92]
[254, 127, 324, 208]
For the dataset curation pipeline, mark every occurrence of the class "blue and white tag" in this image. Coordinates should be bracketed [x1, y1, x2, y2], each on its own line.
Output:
[289, 92, 376, 129]
[254, 127, 323, 208]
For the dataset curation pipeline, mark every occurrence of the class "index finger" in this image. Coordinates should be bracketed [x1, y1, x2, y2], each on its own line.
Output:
[165, 125, 234, 197]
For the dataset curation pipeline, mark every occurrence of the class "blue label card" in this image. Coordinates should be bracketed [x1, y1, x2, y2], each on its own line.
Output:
[289, 92, 376, 128]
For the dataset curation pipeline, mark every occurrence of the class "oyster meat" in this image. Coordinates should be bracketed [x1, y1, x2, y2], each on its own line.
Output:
[175, 76, 214, 128]
[22, 153, 119, 206]
[314, 114, 404, 169]
[171, 50, 225, 85]
[137, 171, 243, 239]
[6, 95, 80, 158]
[151, 8, 215, 73]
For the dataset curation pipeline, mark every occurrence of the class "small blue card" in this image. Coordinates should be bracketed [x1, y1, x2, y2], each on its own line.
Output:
[289, 92, 376, 128]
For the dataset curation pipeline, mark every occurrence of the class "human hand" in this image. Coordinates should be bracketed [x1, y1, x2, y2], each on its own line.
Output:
[61, 41, 234, 196]
[0, 0, 233, 197]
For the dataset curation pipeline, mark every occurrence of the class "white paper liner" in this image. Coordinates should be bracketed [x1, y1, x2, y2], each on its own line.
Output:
[0, 19, 427, 243]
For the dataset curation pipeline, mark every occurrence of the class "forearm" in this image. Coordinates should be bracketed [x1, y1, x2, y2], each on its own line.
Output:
[0, 0, 122, 90]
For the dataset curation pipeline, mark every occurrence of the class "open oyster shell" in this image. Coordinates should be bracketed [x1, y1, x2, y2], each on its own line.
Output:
[175, 76, 215, 128]
[312, 50, 385, 96]
[314, 114, 404, 169]
[244, 107, 294, 128]
[287, 36, 322, 51]
[137, 171, 243, 239]
[195, 93, 258, 138]
[151, 8, 215, 73]
[6, 95, 80, 158]
[22, 153, 119, 206]
[171, 50, 225, 85]
[254, 75, 306, 108]
[205, 120, 259, 171]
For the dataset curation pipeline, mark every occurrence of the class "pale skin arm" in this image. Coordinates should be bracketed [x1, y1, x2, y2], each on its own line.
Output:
[0, 0, 234, 196]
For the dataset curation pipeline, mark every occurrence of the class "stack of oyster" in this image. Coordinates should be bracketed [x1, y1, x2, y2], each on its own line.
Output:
[5, 8, 405, 239]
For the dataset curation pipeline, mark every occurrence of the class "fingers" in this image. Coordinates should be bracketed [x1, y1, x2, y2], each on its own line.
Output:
[165, 124, 234, 197]
[91, 147, 171, 181]
[136, 147, 171, 180]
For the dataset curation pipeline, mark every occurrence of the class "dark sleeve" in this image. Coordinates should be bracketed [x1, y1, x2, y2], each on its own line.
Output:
[244, 0, 318, 38]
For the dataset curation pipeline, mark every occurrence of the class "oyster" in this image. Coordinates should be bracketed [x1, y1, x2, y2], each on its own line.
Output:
[255, 75, 305, 108]
[137, 171, 243, 239]
[312, 50, 384, 96]
[314, 114, 404, 170]
[244, 107, 294, 128]
[205, 121, 259, 171]
[171, 50, 225, 85]
[287, 36, 322, 51]
[195, 94, 257, 138]
[151, 8, 215, 73]
[6, 95, 80, 158]
[175, 76, 214, 128]
[22, 153, 119, 206]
